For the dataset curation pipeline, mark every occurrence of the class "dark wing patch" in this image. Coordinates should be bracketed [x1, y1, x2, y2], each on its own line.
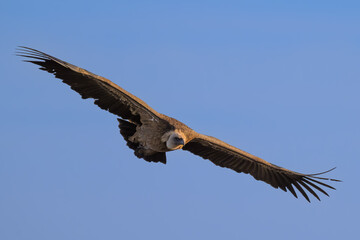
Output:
[17, 46, 161, 124]
[118, 119, 167, 164]
[183, 135, 340, 202]
[118, 119, 139, 151]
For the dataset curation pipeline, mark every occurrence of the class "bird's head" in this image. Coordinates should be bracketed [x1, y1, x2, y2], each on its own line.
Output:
[166, 132, 186, 150]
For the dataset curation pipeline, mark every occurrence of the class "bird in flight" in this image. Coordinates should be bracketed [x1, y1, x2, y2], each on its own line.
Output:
[17, 46, 340, 202]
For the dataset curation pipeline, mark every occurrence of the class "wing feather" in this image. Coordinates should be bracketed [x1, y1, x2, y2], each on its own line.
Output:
[183, 134, 340, 202]
[17, 46, 162, 124]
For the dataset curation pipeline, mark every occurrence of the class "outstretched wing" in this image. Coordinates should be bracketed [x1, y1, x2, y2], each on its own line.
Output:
[183, 134, 340, 202]
[17, 46, 162, 124]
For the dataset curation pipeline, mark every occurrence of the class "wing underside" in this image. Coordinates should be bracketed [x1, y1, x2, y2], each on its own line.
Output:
[17, 46, 161, 124]
[183, 134, 340, 202]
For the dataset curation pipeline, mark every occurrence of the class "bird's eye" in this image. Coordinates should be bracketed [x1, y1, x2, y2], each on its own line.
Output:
[174, 136, 181, 141]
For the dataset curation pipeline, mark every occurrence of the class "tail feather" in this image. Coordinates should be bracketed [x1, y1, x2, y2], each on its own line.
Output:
[143, 152, 167, 164]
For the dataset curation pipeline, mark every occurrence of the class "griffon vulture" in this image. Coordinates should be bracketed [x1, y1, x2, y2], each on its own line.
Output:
[17, 46, 340, 202]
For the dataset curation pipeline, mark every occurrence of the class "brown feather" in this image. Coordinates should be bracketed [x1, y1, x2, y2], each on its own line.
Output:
[19, 46, 340, 202]
[183, 134, 339, 201]
[17, 46, 162, 125]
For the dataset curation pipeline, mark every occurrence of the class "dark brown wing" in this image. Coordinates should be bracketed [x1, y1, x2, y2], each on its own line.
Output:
[183, 134, 340, 202]
[17, 46, 162, 124]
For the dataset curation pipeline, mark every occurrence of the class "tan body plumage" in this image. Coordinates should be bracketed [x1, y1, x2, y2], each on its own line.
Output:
[17, 46, 340, 202]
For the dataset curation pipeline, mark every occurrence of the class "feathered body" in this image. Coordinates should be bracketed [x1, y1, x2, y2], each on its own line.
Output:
[17, 47, 340, 202]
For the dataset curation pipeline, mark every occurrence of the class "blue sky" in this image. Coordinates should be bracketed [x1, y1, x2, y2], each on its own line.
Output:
[1, 1, 359, 239]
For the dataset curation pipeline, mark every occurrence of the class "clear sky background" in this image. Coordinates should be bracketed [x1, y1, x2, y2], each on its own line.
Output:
[1, 1, 359, 239]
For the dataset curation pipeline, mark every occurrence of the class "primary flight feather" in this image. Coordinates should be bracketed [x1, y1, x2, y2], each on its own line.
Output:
[17, 46, 340, 202]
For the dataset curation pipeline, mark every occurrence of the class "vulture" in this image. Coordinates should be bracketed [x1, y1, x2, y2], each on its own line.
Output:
[17, 46, 340, 202]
